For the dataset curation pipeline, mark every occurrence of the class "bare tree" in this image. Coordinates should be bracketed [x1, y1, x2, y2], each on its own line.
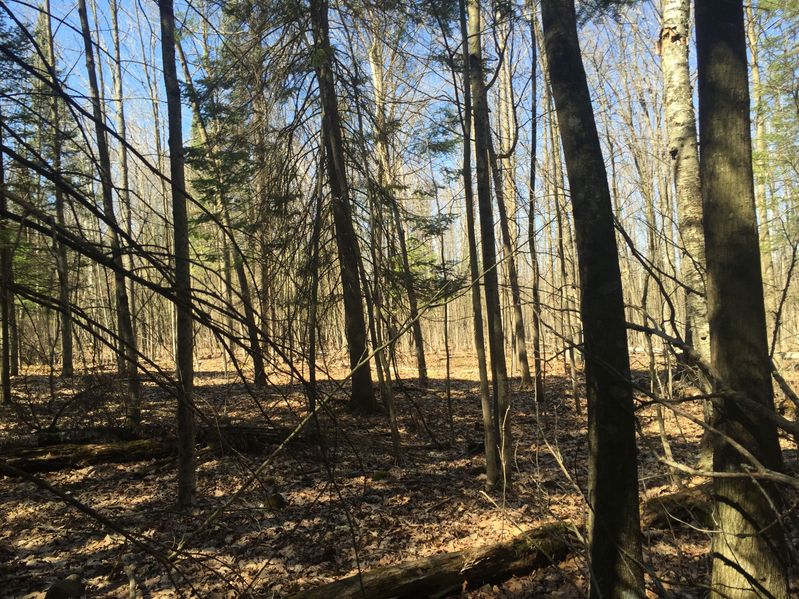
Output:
[467, 0, 512, 486]
[696, 0, 789, 595]
[540, 0, 644, 595]
[310, 0, 377, 413]
[77, 0, 141, 426]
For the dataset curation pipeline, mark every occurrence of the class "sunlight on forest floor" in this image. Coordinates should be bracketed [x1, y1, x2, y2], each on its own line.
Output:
[1, 353, 797, 597]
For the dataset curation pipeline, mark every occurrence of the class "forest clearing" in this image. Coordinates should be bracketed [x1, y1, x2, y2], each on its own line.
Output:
[1, 0, 798, 596]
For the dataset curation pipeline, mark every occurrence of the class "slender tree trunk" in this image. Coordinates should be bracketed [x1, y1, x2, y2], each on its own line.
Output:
[310, 0, 376, 414]
[224, 210, 267, 387]
[367, 37, 428, 386]
[540, 0, 644, 596]
[77, 0, 141, 426]
[174, 41, 265, 387]
[457, 0, 500, 489]
[695, 1, 789, 596]
[660, 0, 709, 363]
[308, 157, 324, 412]
[659, 0, 714, 467]
[494, 15, 533, 390]
[110, 0, 136, 354]
[0, 108, 11, 405]
[8, 269, 17, 377]
[527, 7, 545, 403]
[159, 0, 196, 508]
[745, 3, 778, 342]
[44, 0, 73, 377]
[362, 206, 403, 463]
[390, 202, 427, 386]
[487, 137, 533, 391]
[468, 0, 512, 487]
[548, 106, 579, 411]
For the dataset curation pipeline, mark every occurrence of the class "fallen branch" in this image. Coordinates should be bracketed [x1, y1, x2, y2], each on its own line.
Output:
[0, 439, 174, 474]
[641, 483, 712, 529]
[289, 522, 574, 599]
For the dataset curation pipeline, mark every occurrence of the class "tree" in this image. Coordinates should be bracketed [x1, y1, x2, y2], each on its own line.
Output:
[540, 0, 644, 596]
[364, 17, 429, 386]
[467, 0, 512, 486]
[492, 5, 534, 391]
[454, 0, 500, 488]
[310, 0, 377, 414]
[659, 0, 708, 363]
[695, 0, 789, 595]
[0, 105, 10, 405]
[77, 0, 141, 426]
[159, 0, 196, 508]
[527, 6, 545, 403]
[43, 0, 73, 377]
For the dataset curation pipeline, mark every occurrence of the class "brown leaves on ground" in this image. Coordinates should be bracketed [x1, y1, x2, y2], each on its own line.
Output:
[0, 354, 796, 597]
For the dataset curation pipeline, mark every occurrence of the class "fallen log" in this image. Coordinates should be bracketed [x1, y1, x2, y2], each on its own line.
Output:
[0, 439, 175, 474]
[289, 522, 574, 599]
[36, 426, 140, 446]
[197, 424, 299, 454]
[641, 483, 712, 529]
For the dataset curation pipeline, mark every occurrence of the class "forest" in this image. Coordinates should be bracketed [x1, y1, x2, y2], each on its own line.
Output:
[0, 0, 797, 596]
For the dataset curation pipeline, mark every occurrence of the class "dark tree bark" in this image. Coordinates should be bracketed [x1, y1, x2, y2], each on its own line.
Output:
[527, 9, 545, 402]
[310, 0, 376, 413]
[159, 0, 196, 508]
[695, 1, 789, 596]
[7, 265, 17, 377]
[457, 0, 500, 488]
[77, 0, 141, 425]
[467, 0, 512, 487]
[540, 0, 644, 596]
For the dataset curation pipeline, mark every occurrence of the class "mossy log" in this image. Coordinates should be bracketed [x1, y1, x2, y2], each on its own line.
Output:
[0, 439, 174, 474]
[289, 522, 573, 599]
[641, 483, 712, 529]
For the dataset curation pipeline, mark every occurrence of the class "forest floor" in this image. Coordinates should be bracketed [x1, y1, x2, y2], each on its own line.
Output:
[0, 352, 797, 598]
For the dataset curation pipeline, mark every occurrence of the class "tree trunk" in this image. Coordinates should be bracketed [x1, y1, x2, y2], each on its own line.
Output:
[0, 108, 10, 405]
[8, 267, 17, 377]
[457, 0, 500, 489]
[659, 0, 713, 467]
[77, 0, 141, 426]
[367, 35, 428, 386]
[1, 439, 174, 474]
[174, 41, 266, 388]
[494, 14, 533, 391]
[159, 0, 196, 508]
[45, 0, 73, 378]
[467, 0, 512, 487]
[540, 0, 644, 596]
[110, 0, 136, 360]
[660, 0, 709, 363]
[640, 483, 712, 530]
[289, 523, 572, 599]
[487, 137, 533, 391]
[695, 1, 789, 596]
[527, 8, 545, 403]
[745, 3, 778, 344]
[310, 0, 376, 414]
[308, 155, 324, 412]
